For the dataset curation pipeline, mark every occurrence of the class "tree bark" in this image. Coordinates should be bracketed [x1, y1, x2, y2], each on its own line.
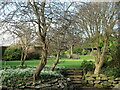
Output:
[94, 39, 108, 74]
[33, 43, 47, 81]
[20, 47, 29, 67]
[51, 51, 60, 71]
[70, 45, 73, 55]
[94, 59, 103, 74]
[20, 52, 27, 66]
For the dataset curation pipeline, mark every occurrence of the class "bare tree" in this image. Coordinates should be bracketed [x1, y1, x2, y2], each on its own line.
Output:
[12, 22, 35, 66]
[66, 23, 82, 56]
[0, 0, 78, 80]
[76, 2, 117, 74]
[0, 1, 52, 80]
[48, 21, 72, 71]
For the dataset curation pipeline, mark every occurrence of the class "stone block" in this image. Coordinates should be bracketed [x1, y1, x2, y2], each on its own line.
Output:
[96, 77, 101, 80]
[99, 74, 106, 77]
[108, 80, 118, 84]
[115, 77, 120, 81]
[91, 74, 99, 78]
[102, 81, 112, 87]
[108, 76, 114, 80]
[85, 72, 92, 77]
[86, 77, 95, 81]
[88, 80, 94, 85]
[101, 77, 108, 81]
[94, 83, 103, 88]
[94, 80, 101, 84]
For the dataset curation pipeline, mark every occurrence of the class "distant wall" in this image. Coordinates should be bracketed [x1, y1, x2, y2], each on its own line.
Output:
[28, 46, 42, 55]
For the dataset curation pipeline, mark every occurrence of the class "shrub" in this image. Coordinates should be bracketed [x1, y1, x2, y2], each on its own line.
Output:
[103, 66, 120, 78]
[80, 60, 95, 71]
[102, 60, 120, 77]
[60, 51, 67, 58]
[3, 45, 22, 60]
[73, 46, 82, 54]
[81, 49, 89, 55]
[27, 52, 40, 60]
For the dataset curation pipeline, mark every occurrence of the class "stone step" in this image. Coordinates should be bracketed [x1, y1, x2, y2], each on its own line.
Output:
[70, 78, 83, 81]
[72, 80, 82, 84]
[67, 73, 83, 75]
[68, 75, 83, 78]
[66, 70, 83, 72]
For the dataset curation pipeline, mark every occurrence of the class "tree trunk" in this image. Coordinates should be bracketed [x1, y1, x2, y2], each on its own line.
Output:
[94, 59, 103, 74]
[94, 39, 108, 74]
[51, 51, 60, 71]
[20, 47, 28, 67]
[20, 47, 24, 67]
[33, 43, 47, 81]
[70, 45, 74, 55]
[20, 52, 27, 66]
[94, 65, 101, 74]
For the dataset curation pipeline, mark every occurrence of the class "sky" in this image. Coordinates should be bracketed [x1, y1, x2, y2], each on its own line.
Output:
[0, 0, 119, 2]
[0, 0, 119, 46]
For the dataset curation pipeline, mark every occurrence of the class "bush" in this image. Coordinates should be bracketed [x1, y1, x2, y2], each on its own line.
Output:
[102, 60, 120, 77]
[60, 51, 67, 58]
[81, 49, 89, 55]
[103, 66, 120, 78]
[3, 45, 22, 60]
[73, 46, 82, 54]
[80, 60, 95, 71]
[27, 52, 40, 60]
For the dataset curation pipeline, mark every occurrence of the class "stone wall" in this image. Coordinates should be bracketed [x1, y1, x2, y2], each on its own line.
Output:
[81, 72, 120, 88]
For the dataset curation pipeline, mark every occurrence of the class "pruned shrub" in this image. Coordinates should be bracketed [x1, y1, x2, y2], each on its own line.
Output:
[73, 46, 82, 54]
[80, 60, 95, 71]
[103, 66, 120, 78]
[3, 45, 22, 60]
[27, 52, 40, 60]
[81, 49, 89, 55]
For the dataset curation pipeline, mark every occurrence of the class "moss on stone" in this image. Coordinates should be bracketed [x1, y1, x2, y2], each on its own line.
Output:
[88, 81, 94, 85]
[115, 77, 120, 81]
[96, 77, 101, 80]
[108, 80, 118, 84]
[86, 77, 95, 81]
[99, 74, 106, 77]
[102, 81, 112, 87]
[85, 72, 92, 77]
[108, 76, 114, 80]
[81, 80, 87, 84]
[101, 77, 108, 81]
[94, 80, 101, 84]
[91, 74, 99, 78]
[94, 83, 103, 88]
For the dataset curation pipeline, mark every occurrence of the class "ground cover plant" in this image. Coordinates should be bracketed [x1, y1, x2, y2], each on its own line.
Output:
[0, 67, 63, 88]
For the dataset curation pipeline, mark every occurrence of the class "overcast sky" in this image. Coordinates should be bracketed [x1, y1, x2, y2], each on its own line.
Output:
[0, 0, 119, 46]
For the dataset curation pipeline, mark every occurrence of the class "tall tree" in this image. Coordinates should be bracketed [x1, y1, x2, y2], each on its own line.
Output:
[47, 2, 75, 71]
[76, 2, 118, 74]
[0, 0, 76, 80]
[48, 21, 72, 71]
[11, 22, 35, 66]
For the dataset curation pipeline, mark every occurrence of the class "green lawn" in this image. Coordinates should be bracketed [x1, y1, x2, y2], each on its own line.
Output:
[1, 55, 94, 68]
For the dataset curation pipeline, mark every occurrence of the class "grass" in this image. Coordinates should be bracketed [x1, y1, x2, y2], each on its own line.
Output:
[1, 55, 94, 68]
